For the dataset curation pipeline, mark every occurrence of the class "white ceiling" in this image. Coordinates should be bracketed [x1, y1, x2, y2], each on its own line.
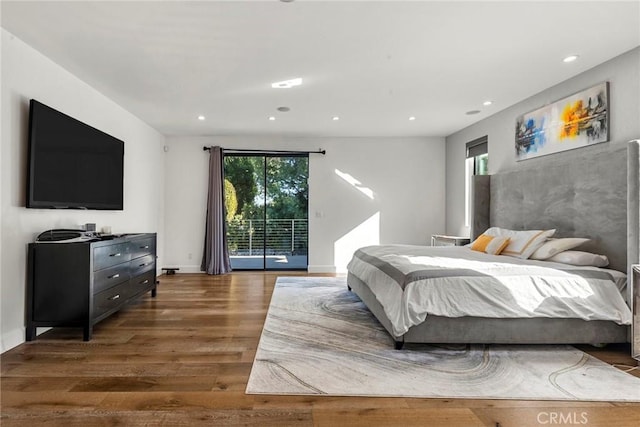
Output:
[2, 1, 639, 138]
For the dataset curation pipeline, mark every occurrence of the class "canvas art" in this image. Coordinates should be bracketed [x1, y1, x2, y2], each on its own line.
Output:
[515, 82, 609, 161]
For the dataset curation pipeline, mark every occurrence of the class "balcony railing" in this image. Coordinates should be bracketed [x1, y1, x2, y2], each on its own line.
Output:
[226, 219, 308, 256]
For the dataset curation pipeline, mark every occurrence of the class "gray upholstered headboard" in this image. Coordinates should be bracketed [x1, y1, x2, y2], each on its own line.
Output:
[628, 140, 640, 275]
[472, 142, 637, 274]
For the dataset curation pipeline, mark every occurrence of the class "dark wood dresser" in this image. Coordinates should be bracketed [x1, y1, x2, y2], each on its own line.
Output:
[26, 233, 157, 341]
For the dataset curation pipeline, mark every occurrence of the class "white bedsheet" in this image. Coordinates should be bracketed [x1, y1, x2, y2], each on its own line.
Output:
[346, 245, 631, 337]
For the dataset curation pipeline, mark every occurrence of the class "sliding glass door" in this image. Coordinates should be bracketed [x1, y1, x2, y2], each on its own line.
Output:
[224, 154, 308, 270]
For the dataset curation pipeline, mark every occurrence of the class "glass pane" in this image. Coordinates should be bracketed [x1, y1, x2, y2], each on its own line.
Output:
[475, 153, 489, 175]
[265, 156, 308, 270]
[224, 155, 266, 270]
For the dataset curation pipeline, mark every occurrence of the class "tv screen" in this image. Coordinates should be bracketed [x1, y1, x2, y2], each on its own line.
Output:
[27, 100, 124, 210]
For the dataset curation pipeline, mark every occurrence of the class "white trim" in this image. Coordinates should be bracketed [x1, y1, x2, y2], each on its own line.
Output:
[159, 264, 202, 274]
[161, 265, 338, 274]
[1, 327, 26, 354]
[464, 157, 474, 227]
[307, 265, 337, 274]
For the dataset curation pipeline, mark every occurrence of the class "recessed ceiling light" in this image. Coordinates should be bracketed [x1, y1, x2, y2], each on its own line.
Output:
[483, 101, 493, 106]
[332, 116, 340, 121]
[408, 116, 416, 121]
[563, 55, 579, 63]
[466, 110, 481, 115]
[268, 116, 276, 121]
[271, 78, 302, 89]
[197, 115, 205, 121]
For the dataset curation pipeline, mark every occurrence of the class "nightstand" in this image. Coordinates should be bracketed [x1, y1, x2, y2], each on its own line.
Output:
[431, 234, 471, 247]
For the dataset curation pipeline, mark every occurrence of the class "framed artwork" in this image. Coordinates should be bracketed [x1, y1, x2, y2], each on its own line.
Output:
[515, 82, 609, 161]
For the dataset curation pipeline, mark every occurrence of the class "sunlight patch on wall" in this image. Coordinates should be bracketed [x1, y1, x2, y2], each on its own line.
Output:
[334, 212, 380, 272]
[335, 169, 375, 200]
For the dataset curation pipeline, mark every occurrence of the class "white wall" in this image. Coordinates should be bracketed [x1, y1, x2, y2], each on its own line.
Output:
[445, 47, 640, 237]
[0, 30, 166, 352]
[164, 135, 445, 273]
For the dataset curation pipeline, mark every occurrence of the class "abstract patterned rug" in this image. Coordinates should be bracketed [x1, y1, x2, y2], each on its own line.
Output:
[246, 277, 640, 401]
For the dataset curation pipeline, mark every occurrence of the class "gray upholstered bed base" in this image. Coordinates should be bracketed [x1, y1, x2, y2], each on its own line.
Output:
[347, 272, 628, 348]
[348, 140, 637, 348]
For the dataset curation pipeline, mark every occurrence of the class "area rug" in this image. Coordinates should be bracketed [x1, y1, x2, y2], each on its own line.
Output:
[246, 276, 640, 401]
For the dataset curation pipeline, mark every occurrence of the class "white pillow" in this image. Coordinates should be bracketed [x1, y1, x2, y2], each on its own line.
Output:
[484, 227, 556, 259]
[547, 250, 609, 267]
[530, 238, 590, 260]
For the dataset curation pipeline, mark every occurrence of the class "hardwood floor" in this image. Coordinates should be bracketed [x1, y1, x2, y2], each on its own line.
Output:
[2, 272, 639, 427]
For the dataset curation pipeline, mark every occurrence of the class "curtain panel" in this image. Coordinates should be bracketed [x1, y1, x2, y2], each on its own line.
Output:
[201, 146, 232, 275]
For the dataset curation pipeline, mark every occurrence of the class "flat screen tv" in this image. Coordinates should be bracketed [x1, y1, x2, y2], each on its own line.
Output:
[27, 100, 124, 210]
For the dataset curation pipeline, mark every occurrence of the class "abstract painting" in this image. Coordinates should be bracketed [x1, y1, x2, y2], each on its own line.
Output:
[515, 82, 609, 161]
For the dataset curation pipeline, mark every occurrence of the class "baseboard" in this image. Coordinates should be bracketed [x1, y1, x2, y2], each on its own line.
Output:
[307, 265, 337, 273]
[1, 327, 25, 354]
[161, 265, 337, 274]
[159, 264, 203, 274]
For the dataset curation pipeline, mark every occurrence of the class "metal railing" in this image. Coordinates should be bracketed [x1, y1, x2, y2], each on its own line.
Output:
[226, 219, 308, 256]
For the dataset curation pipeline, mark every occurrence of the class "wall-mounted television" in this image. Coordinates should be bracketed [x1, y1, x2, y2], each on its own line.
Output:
[27, 100, 124, 210]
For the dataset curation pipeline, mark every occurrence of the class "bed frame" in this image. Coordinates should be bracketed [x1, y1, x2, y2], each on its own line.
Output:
[347, 273, 627, 349]
[348, 141, 639, 349]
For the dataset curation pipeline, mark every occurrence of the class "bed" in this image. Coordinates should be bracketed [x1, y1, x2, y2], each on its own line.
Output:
[347, 141, 639, 349]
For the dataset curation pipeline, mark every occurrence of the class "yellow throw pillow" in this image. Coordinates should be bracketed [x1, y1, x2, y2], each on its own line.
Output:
[470, 234, 511, 255]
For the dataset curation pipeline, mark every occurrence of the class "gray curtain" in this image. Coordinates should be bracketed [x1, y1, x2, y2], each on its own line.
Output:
[201, 146, 232, 275]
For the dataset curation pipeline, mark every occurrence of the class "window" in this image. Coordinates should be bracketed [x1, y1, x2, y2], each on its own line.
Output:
[465, 136, 488, 227]
[474, 152, 488, 175]
[224, 154, 309, 271]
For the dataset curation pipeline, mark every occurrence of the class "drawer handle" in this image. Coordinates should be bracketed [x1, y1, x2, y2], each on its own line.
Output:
[139, 263, 147, 267]
[108, 273, 120, 279]
[108, 294, 120, 301]
[110, 253, 122, 257]
[140, 279, 149, 285]
[140, 245, 150, 249]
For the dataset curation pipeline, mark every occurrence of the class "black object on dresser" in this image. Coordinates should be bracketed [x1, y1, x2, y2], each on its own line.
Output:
[26, 233, 157, 341]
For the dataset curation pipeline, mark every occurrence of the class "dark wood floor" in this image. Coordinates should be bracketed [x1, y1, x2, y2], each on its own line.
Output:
[2, 272, 639, 426]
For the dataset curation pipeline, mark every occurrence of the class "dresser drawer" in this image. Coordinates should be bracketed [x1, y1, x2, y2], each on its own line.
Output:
[93, 243, 131, 270]
[93, 281, 131, 319]
[129, 237, 156, 260]
[129, 254, 154, 278]
[129, 270, 156, 297]
[94, 263, 130, 293]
